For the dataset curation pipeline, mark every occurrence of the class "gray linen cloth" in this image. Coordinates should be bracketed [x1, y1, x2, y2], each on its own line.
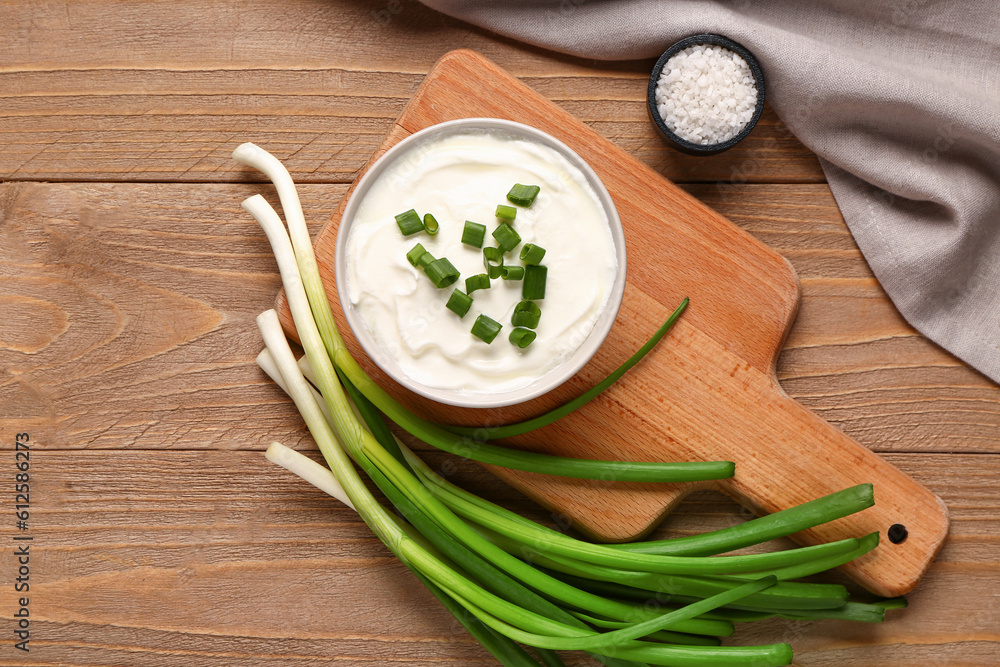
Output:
[420, 0, 1000, 383]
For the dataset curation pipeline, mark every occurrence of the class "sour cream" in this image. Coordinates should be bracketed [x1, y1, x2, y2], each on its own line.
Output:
[343, 128, 618, 397]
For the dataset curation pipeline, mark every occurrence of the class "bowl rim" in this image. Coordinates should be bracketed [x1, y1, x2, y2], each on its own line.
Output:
[334, 117, 627, 409]
[647, 33, 766, 156]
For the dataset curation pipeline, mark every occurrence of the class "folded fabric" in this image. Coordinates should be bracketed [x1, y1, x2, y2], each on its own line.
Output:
[420, 0, 1000, 383]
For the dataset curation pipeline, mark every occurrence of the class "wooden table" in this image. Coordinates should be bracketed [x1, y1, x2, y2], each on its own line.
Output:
[1, 1, 997, 665]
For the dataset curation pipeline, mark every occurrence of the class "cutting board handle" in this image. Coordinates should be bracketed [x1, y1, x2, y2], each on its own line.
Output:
[705, 383, 948, 598]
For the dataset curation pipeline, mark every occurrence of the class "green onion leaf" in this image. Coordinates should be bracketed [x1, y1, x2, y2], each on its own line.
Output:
[501, 265, 525, 281]
[512, 300, 541, 329]
[520, 243, 546, 265]
[522, 265, 547, 300]
[496, 204, 517, 221]
[610, 483, 875, 557]
[406, 243, 427, 267]
[425, 258, 460, 288]
[507, 184, 540, 207]
[509, 328, 536, 348]
[493, 223, 521, 253]
[466, 273, 491, 294]
[395, 209, 424, 236]
[472, 314, 502, 343]
[446, 289, 473, 318]
[462, 221, 487, 248]
[423, 213, 440, 235]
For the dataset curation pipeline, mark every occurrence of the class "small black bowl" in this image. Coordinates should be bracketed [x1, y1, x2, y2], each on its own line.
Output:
[647, 33, 765, 156]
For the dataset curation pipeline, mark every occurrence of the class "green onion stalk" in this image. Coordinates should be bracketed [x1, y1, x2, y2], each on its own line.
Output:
[235, 143, 903, 666]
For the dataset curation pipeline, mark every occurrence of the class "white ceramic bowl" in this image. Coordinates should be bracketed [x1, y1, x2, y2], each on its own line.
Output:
[334, 118, 626, 408]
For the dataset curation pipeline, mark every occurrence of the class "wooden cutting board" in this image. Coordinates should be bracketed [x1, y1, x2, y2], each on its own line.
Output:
[276, 49, 948, 598]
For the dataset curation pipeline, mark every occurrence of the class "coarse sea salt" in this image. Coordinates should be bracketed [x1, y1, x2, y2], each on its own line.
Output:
[655, 44, 758, 146]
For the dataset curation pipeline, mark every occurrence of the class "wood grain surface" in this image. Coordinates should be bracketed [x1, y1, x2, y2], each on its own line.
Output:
[1, 0, 998, 664]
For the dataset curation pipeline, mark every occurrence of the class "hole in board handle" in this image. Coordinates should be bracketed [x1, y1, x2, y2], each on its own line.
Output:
[888, 523, 908, 544]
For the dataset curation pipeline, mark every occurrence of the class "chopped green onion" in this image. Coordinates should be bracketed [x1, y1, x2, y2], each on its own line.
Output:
[406, 243, 428, 267]
[483, 246, 504, 279]
[509, 328, 536, 348]
[496, 204, 517, 221]
[446, 289, 473, 318]
[417, 251, 436, 269]
[493, 223, 521, 253]
[423, 213, 440, 235]
[466, 273, 491, 294]
[395, 209, 424, 236]
[522, 265, 547, 300]
[512, 300, 541, 329]
[425, 258, 460, 288]
[507, 184, 540, 207]
[501, 265, 525, 281]
[483, 247, 503, 263]
[462, 221, 487, 248]
[520, 243, 546, 265]
[471, 314, 502, 343]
